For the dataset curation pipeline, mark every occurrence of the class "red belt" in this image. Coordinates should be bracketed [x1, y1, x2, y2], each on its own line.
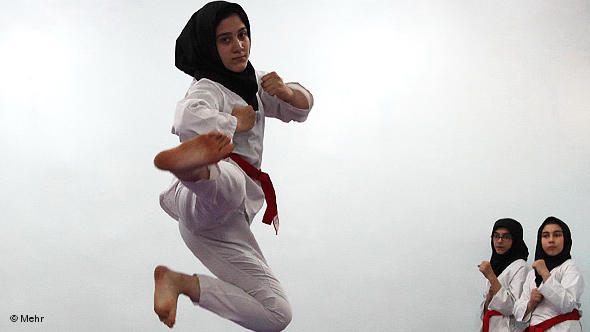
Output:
[229, 153, 279, 234]
[523, 309, 580, 332]
[483, 310, 503, 332]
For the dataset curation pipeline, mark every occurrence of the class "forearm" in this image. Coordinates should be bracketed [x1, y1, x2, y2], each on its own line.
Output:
[484, 277, 501, 312]
[487, 275, 502, 297]
[484, 297, 492, 312]
[175, 110, 237, 141]
[523, 301, 536, 319]
[283, 88, 309, 109]
[174, 85, 237, 140]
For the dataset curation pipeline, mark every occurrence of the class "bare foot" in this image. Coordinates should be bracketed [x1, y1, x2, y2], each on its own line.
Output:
[153, 266, 200, 328]
[154, 132, 234, 181]
[154, 266, 180, 328]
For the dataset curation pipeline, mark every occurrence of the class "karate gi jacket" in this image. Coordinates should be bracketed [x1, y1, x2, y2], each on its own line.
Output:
[480, 259, 530, 332]
[161, 71, 313, 224]
[514, 259, 584, 332]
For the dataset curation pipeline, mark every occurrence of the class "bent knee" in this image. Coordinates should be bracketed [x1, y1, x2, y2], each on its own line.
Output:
[275, 301, 292, 331]
[264, 297, 292, 332]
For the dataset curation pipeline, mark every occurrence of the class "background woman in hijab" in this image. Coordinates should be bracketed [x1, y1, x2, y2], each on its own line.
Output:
[514, 217, 584, 331]
[152, 1, 313, 331]
[478, 218, 530, 332]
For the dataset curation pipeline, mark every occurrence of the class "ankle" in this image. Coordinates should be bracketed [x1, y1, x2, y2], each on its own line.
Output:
[179, 274, 200, 303]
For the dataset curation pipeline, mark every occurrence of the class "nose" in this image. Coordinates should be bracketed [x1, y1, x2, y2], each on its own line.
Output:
[231, 37, 244, 51]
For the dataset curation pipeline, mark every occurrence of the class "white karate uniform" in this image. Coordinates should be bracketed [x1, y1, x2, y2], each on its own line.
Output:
[480, 259, 530, 332]
[514, 259, 584, 332]
[159, 71, 313, 332]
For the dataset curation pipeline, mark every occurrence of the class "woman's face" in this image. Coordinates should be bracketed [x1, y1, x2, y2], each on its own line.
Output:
[215, 14, 250, 72]
[541, 223, 564, 256]
[492, 227, 513, 255]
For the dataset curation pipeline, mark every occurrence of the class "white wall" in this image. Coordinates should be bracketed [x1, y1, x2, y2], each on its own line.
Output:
[1, 1, 589, 331]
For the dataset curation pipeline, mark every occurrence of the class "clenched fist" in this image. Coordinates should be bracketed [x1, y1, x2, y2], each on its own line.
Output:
[261, 71, 294, 102]
[232, 105, 256, 133]
[478, 261, 495, 279]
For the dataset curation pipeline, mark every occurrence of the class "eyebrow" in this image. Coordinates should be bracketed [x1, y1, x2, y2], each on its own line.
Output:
[216, 27, 247, 39]
[216, 32, 232, 39]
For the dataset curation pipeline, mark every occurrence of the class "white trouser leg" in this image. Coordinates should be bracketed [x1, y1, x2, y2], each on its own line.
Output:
[175, 161, 292, 332]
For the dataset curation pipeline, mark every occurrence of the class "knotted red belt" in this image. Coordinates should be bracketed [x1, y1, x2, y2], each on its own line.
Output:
[523, 309, 580, 332]
[482, 310, 503, 332]
[229, 153, 279, 234]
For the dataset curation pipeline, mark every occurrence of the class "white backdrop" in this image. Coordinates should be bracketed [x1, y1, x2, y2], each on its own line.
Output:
[1, 1, 589, 331]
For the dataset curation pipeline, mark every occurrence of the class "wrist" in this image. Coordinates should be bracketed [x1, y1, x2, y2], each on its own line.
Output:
[281, 87, 295, 103]
[485, 272, 496, 282]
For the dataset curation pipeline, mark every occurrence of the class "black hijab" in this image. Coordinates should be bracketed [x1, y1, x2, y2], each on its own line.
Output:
[175, 1, 259, 110]
[489, 218, 529, 277]
[534, 216, 572, 286]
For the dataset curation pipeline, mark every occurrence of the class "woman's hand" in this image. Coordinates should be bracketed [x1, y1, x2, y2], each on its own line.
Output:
[524, 288, 544, 317]
[261, 72, 295, 102]
[478, 261, 495, 280]
[232, 105, 256, 133]
[530, 288, 543, 306]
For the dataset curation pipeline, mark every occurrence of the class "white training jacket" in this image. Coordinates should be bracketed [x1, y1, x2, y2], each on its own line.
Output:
[514, 259, 584, 332]
[480, 259, 530, 332]
[161, 71, 313, 224]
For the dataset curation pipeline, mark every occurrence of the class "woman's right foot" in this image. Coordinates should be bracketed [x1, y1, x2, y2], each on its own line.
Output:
[154, 132, 234, 181]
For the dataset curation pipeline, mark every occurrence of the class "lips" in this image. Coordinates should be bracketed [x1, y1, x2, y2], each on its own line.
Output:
[233, 55, 247, 62]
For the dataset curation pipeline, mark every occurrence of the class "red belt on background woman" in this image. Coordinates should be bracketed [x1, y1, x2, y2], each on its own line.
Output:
[523, 309, 580, 332]
[483, 310, 503, 332]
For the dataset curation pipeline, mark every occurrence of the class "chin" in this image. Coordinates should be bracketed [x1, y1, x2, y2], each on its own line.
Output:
[229, 65, 247, 73]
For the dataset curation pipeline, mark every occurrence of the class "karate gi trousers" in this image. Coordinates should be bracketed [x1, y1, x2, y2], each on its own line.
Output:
[160, 160, 291, 332]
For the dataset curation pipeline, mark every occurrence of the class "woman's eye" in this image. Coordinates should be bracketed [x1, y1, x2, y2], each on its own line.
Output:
[217, 36, 230, 44]
[238, 31, 248, 39]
